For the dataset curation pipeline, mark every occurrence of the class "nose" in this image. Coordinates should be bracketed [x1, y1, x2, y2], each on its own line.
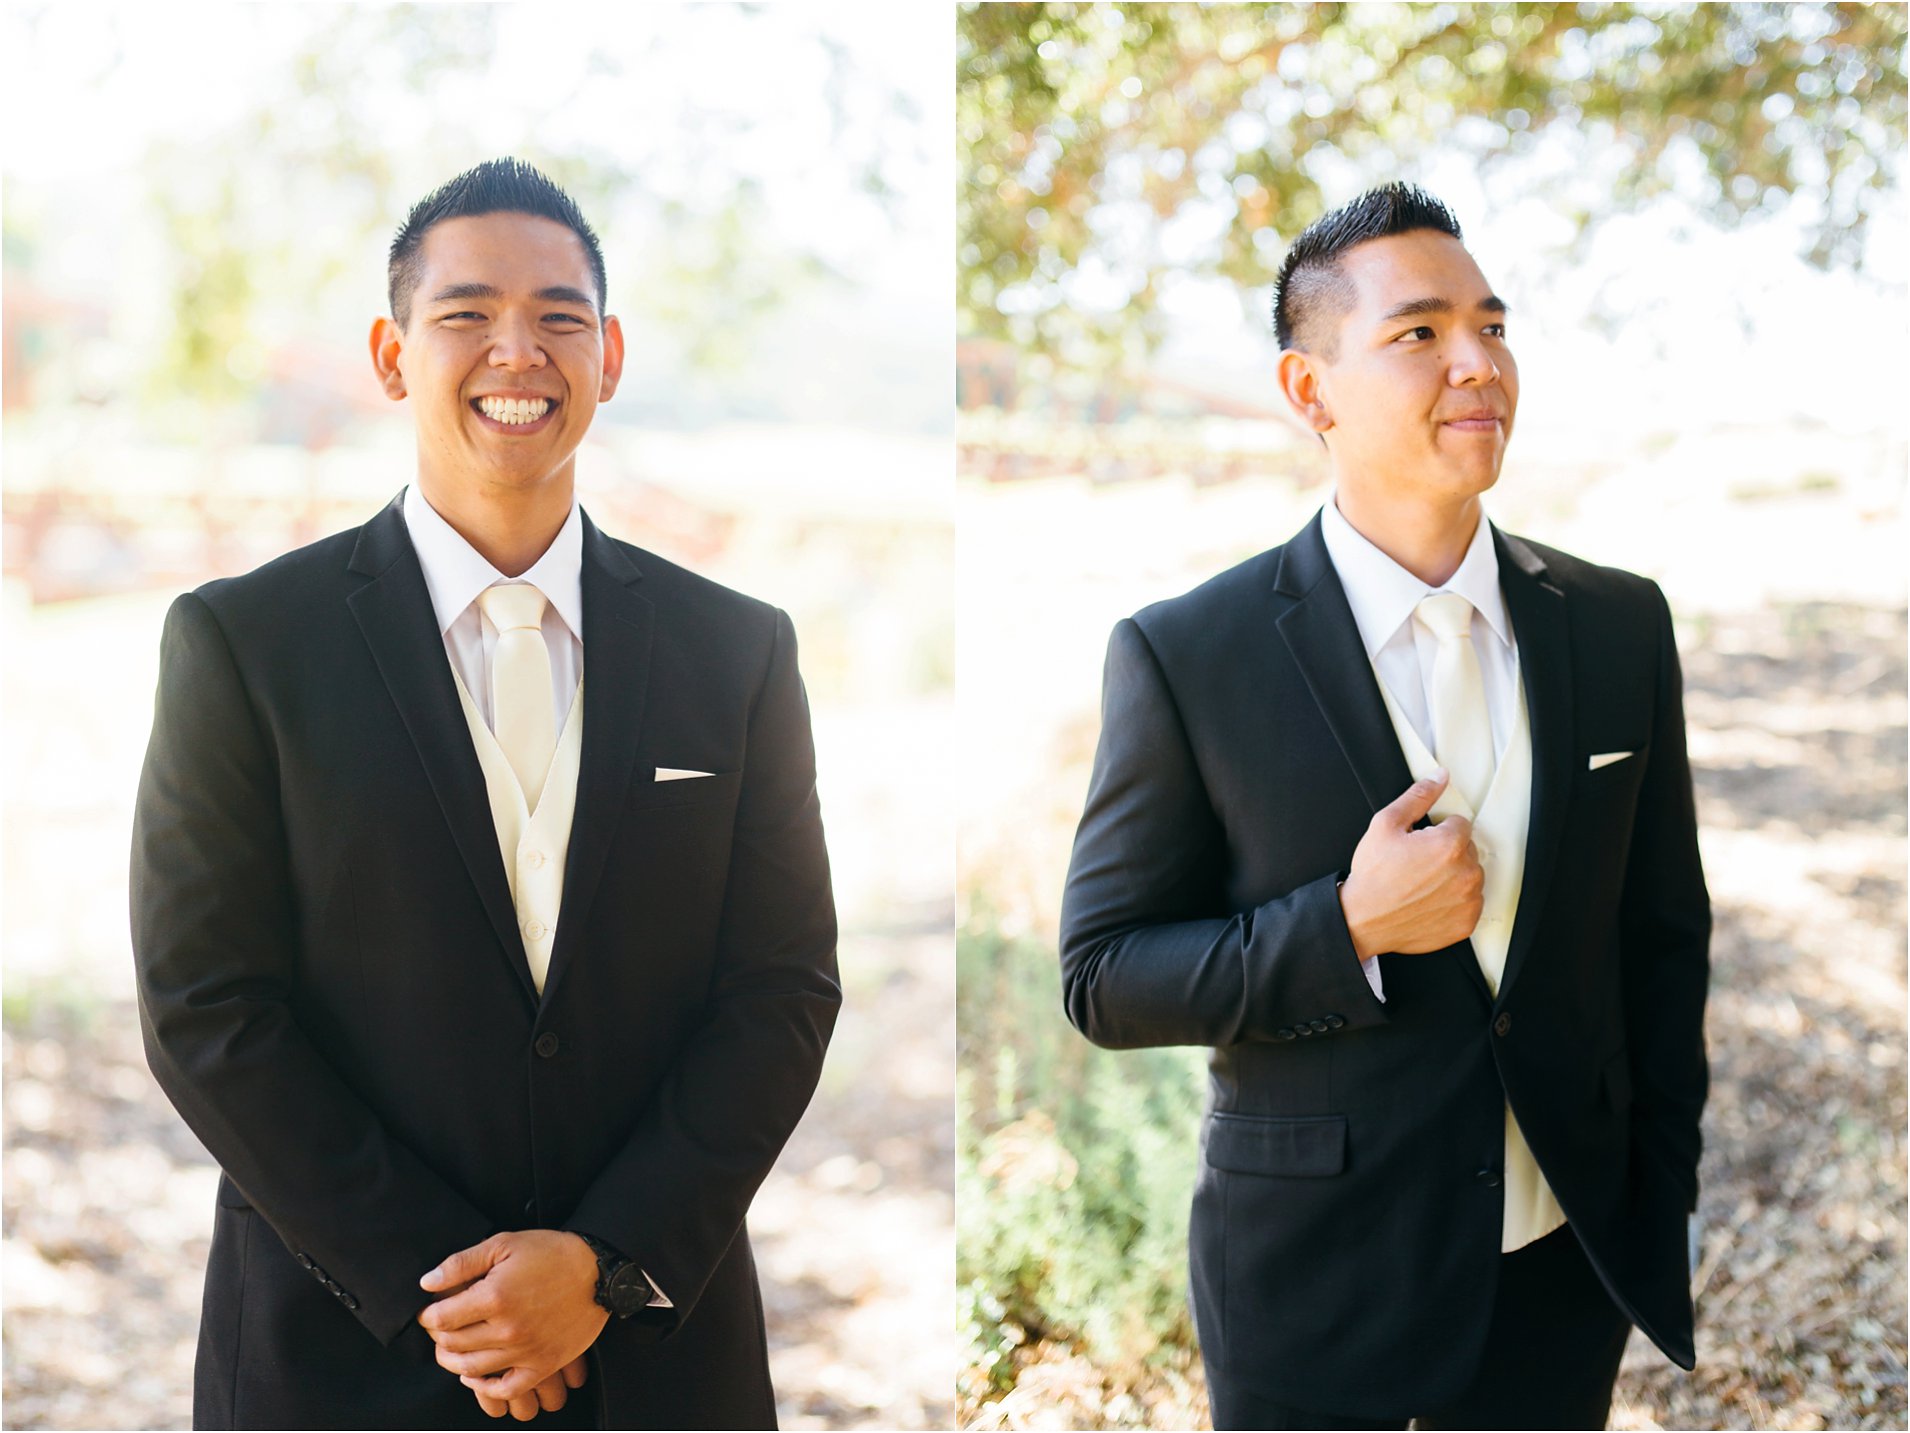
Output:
[1449, 331, 1499, 388]
[487, 312, 547, 371]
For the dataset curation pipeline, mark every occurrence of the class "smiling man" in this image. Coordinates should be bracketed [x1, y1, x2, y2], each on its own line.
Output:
[1060, 184, 1710, 1429]
[132, 159, 840, 1429]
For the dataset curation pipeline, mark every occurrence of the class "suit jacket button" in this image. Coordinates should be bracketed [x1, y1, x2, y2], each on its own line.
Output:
[1493, 1012, 1512, 1037]
[1477, 1167, 1502, 1187]
[1325, 1014, 1345, 1030]
[535, 1032, 561, 1058]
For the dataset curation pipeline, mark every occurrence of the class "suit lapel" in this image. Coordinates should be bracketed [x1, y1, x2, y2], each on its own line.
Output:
[540, 513, 653, 1005]
[1272, 513, 1419, 814]
[1274, 511, 1493, 1005]
[1493, 526, 1573, 1004]
[345, 496, 536, 1004]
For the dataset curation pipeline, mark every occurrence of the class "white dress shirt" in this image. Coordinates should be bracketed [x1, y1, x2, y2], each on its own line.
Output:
[399, 483, 674, 1306]
[1317, 497, 1522, 1000]
[401, 483, 583, 734]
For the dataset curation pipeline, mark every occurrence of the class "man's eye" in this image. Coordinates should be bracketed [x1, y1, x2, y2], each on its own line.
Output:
[443, 312, 484, 322]
[1484, 323, 1508, 338]
[1399, 326, 1434, 342]
[546, 314, 587, 325]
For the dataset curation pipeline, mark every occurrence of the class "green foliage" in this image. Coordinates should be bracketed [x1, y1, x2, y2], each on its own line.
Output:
[957, 907, 1207, 1387]
[1, 972, 106, 1036]
[958, 1, 1908, 366]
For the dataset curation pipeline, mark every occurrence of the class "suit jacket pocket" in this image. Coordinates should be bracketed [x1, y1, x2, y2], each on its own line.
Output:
[1205, 1112, 1346, 1177]
[628, 768, 743, 813]
[216, 1172, 253, 1210]
[1581, 740, 1650, 783]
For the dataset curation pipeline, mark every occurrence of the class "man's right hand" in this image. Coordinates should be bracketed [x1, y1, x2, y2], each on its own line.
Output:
[472, 1357, 587, 1421]
[1338, 769, 1485, 960]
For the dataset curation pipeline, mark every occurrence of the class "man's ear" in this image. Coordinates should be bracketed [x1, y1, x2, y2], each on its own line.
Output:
[597, 314, 625, 404]
[369, 317, 407, 401]
[1276, 349, 1331, 435]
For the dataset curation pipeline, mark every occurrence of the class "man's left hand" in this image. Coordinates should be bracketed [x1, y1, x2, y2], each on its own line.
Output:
[418, 1230, 609, 1400]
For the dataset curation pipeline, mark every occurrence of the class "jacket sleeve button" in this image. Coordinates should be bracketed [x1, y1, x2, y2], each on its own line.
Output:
[1325, 1014, 1345, 1029]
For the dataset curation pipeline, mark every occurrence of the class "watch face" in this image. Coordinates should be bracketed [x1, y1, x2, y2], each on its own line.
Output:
[606, 1264, 650, 1315]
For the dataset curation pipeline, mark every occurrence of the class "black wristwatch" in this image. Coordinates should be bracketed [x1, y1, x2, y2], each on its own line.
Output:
[575, 1232, 652, 1318]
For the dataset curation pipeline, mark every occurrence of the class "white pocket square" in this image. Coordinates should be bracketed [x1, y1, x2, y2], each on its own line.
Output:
[1587, 751, 1635, 771]
[655, 767, 713, 782]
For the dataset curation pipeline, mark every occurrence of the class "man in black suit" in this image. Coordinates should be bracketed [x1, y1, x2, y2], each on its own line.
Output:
[131, 159, 839, 1429]
[1060, 184, 1709, 1429]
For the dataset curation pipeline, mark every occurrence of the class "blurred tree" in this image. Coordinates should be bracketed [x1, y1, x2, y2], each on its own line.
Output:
[958, 1, 1908, 367]
[118, 4, 912, 417]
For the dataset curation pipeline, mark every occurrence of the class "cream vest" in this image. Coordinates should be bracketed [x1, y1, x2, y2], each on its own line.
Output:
[450, 672, 585, 996]
[1374, 668, 1567, 1252]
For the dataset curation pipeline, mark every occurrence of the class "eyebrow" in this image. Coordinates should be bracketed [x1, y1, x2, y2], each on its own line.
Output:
[425, 282, 597, 308]
[1377, 294, 1510, 325]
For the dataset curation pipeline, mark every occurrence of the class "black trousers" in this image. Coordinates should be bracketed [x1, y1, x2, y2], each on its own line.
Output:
[1212, 1223, 1635, 1431]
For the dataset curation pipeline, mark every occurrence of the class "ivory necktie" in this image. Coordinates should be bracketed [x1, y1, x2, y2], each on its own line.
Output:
[1415, 591, 1495, 813]
[478, 583, 556, 809]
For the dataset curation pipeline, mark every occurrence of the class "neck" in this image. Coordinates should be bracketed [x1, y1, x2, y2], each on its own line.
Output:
[415, 469, 573, 577]
[1333, 485, 1481, 587]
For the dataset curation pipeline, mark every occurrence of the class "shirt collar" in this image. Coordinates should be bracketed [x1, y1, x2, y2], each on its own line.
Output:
[401, 483, 585, 642]
[1317, 495, 1512, 659]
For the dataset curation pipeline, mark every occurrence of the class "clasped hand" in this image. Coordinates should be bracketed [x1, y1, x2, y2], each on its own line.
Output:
[1339, 768, 1486, 959]
[418, 1229, 608, 1422]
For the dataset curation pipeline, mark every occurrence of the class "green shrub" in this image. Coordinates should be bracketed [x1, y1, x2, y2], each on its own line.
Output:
[957, 906, 1207, 1386]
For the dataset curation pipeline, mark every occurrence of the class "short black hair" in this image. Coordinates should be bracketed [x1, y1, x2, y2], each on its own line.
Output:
[1272, 183, 1463, 358]
[387, 158, 606, 330]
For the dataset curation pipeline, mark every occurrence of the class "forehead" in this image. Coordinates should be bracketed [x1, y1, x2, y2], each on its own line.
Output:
[1337, 230, 1496, 320]
[415, 212, 594, 292]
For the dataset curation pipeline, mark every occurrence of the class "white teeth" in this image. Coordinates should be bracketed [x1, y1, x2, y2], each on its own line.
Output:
[477, 397, 551, 424]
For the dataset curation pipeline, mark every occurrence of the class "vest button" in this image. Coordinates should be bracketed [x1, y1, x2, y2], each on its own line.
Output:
[535, 1032, 560, 1059]
[1493, 1012, 1512, 1037]
[525, 849, 546, 869]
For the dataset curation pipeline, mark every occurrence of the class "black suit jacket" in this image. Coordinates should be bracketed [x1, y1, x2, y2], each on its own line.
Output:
[1059, 512, 1709, 1419]
[131, 494, 840, 1430]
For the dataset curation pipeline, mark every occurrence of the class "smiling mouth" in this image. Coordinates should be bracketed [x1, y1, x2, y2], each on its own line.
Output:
[470, 396, 559, 431]
[1443, 416, 1501, 432]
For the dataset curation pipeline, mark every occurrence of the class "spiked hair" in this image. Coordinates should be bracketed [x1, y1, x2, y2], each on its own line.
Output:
[1271, 183, 1463, 358]
[387, 158, 605, 329]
